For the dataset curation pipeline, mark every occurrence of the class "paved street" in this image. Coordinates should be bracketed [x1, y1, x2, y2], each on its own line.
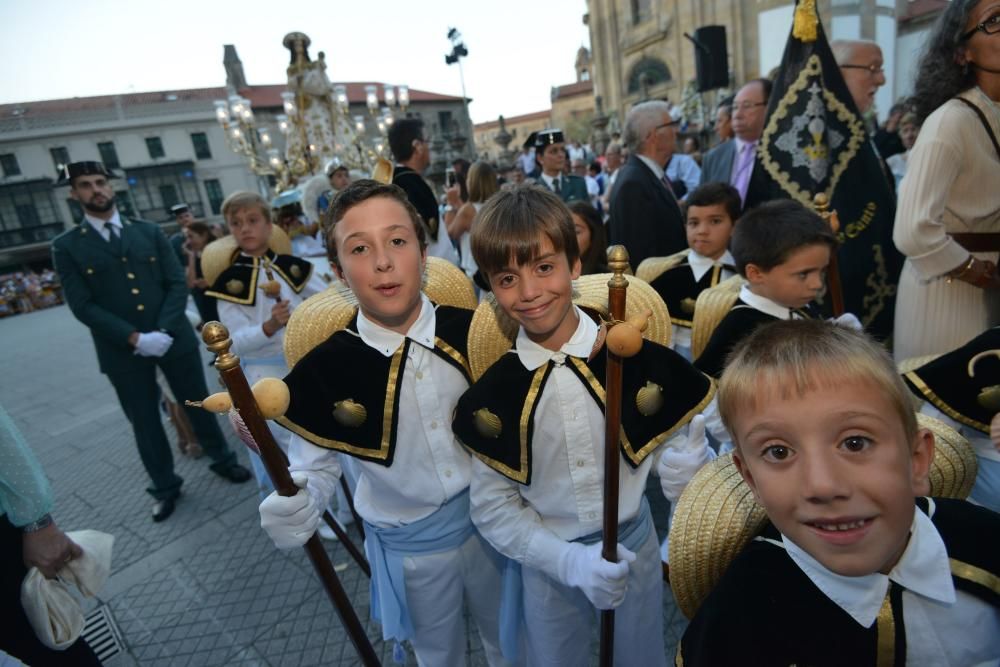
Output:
[1, 304, 688, 666]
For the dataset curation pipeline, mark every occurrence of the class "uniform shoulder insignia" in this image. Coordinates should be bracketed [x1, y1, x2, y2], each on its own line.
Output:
[636, 250, 689, 282]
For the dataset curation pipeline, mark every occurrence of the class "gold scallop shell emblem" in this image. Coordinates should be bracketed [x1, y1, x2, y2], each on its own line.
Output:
[333, 399, 367, 427]
[226, 279, 245, 295]
[290, 264, 303, 279]
[636, 381, 664, 417]
[473, 408, 502, 438]
[978, 385, 1000, 412]
[680, 297, 697, 315]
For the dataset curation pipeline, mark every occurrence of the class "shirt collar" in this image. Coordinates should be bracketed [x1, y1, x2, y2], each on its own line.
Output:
[688, 249, 735, 281]
[634, 153, 665, 181]
[356, 293, 436, 357]
[513, 305, 598, 371]
[84, 210, 122, 234]
[739, 284, 791, 320]
[734, 136, 757, 153]
[540, 172, 561, 188]
[782, 501, 955, 628]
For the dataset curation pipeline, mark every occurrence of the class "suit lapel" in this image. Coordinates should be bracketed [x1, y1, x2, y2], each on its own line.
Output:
[79, 218, 119, 258]
[119, 217, 133, 257]
[637, 158, 682, 219]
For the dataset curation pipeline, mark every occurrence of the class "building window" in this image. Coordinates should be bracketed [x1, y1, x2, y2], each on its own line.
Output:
[97, 142, 120, 169]
[124, 161, 204, 220]
[438, 110, 454, 135]
[191, 133, 212, 160]
[145, 137, 165, 159]
[0, 181, 63, 248]
[50, 147, 70, 175]
[115, 190, 137, 219]
[627, 57, 672, 94]
[631, 0, 651, 24]
[204, 179, 224, 215]
[0, 154, 20, 177]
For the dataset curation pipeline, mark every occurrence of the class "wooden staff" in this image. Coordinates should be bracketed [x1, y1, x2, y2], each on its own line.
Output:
[600, 246, 630, 667]
[813, 193, 845, 316]
[200, 322, 381, 667]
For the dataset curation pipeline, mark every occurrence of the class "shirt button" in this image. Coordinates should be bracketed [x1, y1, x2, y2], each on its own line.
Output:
[576, 459, 585, 467]
[127, 273, 135, 279]
[131, 288, 140, 295]
[572, 411, 579, 421]
[588, 512, 597, 520]
[430, 421, 438, 430]
[444, 469, 452, 478]
[137, 304, 145, 311]
[415, 370, 424, 380]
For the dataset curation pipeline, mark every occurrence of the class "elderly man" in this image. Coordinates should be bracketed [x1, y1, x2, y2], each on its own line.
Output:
[832, 40, 886, 118]
[608, 101, 686, 269]
[51, 162, 250, 522]
[700, 79, 772, 210]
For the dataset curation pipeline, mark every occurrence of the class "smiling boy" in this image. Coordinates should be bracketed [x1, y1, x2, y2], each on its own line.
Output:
[679, 320, 1000, 665]
[258, 181, 508, 665]
[453, 185, 716, 666]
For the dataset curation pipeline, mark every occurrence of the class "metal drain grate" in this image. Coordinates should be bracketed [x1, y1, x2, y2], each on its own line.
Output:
[81, 604, 125, 663]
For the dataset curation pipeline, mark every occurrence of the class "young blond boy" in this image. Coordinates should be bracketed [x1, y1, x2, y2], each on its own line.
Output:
[257, 181, 508, 666]
[206, 192, 326, 498]
[453, 185, 716, 666]
[694, 199, 840, 378]
[679, 320, 1000, 665]
[639, 182, 740, 359]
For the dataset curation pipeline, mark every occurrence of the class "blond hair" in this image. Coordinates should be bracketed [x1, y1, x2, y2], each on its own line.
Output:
[221, 191, 271, 223]
[466, 161, 499, 203]
[718, 320, 918, 446]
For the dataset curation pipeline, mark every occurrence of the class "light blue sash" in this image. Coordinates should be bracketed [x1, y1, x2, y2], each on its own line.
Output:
[499, 496, 654, 661]
[365, 489, 475, 649]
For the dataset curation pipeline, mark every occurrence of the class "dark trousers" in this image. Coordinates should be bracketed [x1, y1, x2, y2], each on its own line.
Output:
[107, 347, 235, 500]
[0, 518, 102, 665]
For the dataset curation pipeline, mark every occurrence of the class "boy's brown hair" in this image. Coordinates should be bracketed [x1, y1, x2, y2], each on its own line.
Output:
[471, 184, 580, 279]
[730, 199, 836, 276]
[221, 191, 271, 223]
[718, 319, 918, 447]
[684, 182, 741, 224]
[323, 179, 427, 269]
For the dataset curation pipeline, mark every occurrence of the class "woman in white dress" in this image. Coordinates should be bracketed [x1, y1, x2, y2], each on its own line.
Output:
[446, 161, 499, 282]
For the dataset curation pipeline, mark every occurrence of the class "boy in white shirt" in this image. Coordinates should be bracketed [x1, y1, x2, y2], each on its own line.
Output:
[257, 180, 508, 666]
[680, 319, 1000, 665]
[453, 185, 715, 666]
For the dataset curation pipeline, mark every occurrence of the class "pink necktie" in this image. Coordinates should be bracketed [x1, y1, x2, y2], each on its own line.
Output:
[731, 142, 755, 204]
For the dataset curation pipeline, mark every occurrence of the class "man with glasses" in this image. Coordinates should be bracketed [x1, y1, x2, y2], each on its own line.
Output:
[699, 79, 772, 211]
[831, 40, 887, 117]
[608, 101, 687, 268]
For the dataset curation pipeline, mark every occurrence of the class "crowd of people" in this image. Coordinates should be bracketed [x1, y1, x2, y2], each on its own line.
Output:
[0, 270, 62, 317]
[3, 2, 997, 665]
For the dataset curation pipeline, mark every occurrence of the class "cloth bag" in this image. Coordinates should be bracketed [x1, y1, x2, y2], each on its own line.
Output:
[19, 530, 114, 650]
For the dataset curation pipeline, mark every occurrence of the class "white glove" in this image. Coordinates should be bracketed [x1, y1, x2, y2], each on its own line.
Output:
[133, 331, 174, 357]
[259, 472, 321, 550]
[557, 542, 636, 610]
[659, 414, 716, 502]
[829, 313, 863, 331]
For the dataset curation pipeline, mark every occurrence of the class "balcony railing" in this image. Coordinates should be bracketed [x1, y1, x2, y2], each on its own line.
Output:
[0, 223, 65, 249]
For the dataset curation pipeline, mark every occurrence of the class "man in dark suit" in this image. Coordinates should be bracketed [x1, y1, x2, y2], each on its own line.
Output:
[51, 162, 249, 522]
[608, 101, 687, 269]
[530, 129, 590, 204]
[700, 79, 772, 212]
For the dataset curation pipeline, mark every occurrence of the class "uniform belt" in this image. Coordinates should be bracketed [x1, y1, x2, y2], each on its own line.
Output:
[952, 233, 1000, 252]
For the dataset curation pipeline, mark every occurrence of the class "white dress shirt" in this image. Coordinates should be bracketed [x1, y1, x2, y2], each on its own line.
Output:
[738, 284, 804, 320]
[779, 500, 1000, 666]
[672, 250, 736, 350]
[635, 153, 666, 182]
[84, 211, 123, 241]
[665, 153, 702, 199]
[216, 254, 327, 362]
[288, 295, 472, 528]
[469, 308, 660, 580]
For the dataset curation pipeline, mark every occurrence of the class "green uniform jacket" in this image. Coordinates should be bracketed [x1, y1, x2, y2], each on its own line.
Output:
[536, 174, 590, 204]
[51, 217, 198, 375]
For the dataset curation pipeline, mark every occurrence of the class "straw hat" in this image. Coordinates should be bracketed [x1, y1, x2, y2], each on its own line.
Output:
[468, 273, 672, 381]
[201, 226, 293, 286]
[282, 256, 477, 368]
[667, 412, 978, 620]
[690, 275, 745, 359]
[635, 249, 688, 283]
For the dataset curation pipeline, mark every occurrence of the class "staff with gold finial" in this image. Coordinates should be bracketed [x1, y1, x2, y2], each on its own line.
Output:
[196, 322, 381, 667]
[813, 193, 845, 316]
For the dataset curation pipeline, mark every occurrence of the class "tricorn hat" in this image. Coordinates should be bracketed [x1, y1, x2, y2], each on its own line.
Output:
[534, 128, 565, 149]
[58, 161, 119, 186]
[522, 131, 539, 151]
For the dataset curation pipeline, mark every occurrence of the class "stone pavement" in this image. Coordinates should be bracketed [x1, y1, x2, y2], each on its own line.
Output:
[0, 305, 688, 666]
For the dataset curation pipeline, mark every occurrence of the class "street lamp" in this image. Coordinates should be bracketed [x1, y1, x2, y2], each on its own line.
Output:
[445, 26, 471, 154]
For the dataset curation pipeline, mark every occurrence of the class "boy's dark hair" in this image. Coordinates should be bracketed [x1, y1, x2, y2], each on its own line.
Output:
[186, 221, 212, 238]
[472, 185, 580, 279]
[387, 118, 424, 162]
[685, 182, 742, 223]
[731, 199, 836, 276]
[324, 180, 426, 269]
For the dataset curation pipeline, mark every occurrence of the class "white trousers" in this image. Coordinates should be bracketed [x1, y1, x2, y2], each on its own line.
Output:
[521, 527, 665, 667]
[383, 531, 512, 667]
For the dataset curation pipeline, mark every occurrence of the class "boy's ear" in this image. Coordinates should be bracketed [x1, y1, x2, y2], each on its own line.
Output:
[570, 255, 582, 281]
[909, 427, 935, 496]
[731, 449, 763, 503]
[744, 262, 765, 284]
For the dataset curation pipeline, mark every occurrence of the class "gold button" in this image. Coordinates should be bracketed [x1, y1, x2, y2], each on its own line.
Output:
[86, 268, 94, 275]
[127, 273, 135, 279]
[121, 257, 127, 263]
[131, 288, 140, 295]
[137, 304, 145, 311]
[149, 257, 156, 262]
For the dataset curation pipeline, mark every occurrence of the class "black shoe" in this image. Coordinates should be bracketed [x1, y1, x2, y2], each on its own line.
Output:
[210, 461, 252, 483]
[152, 495, 178, 522]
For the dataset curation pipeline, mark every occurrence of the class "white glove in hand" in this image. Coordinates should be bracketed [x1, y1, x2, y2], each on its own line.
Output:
[259, 472, 320, 550]
[133, 331, 174, 357]
[659, 414, 715, 502]
[558, 542, 636, 610]
[829, 313, 863, 331]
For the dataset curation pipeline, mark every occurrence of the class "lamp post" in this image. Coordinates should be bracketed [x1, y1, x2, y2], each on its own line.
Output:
[445, 27, 471, 158]
[213, 96, 280, 196]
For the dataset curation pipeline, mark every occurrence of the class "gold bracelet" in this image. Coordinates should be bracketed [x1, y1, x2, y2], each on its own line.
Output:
[946, 256, 976, 284]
